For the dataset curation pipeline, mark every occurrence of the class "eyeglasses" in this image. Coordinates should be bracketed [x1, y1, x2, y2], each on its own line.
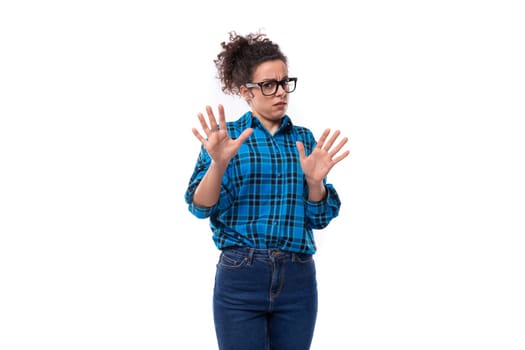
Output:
[245, 77, 298, 96]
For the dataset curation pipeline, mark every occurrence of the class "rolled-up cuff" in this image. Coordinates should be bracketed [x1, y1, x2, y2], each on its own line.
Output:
[188, 203, 213, 218]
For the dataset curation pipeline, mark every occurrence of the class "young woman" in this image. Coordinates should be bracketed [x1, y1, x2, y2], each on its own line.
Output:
[184, 31, 349, 350]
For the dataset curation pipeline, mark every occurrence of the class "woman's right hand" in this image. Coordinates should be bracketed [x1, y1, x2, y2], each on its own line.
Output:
[192, 104, 253, 167]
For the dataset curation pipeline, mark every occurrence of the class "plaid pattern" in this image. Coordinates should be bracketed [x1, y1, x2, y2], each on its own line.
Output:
[185, 112, 341, 254]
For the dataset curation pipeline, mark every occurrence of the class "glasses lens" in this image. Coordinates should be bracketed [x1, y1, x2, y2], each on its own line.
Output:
[261, 81, 277, 95]
[257, 78, 297, 95]
[284, 78, 296, 93]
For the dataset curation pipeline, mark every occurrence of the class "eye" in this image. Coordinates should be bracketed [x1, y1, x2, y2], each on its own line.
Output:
[261, 81, 277, 89]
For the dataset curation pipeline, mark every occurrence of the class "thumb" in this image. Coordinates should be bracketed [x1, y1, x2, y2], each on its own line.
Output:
[237, 128, 254, 144]
[295, 141, 306, 160]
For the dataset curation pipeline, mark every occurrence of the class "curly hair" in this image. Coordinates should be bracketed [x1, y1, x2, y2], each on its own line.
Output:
[214, 31, 287, 96]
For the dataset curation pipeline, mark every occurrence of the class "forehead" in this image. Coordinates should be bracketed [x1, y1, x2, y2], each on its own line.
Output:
[252, 60, 288, 81]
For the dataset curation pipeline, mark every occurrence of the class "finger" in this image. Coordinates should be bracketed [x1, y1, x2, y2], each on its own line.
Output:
[316, 129, 330, 149]
[328, 137, 348, 158]
[295, 141, 306, 160]
[236, 127, 253, 144]
[332, 150, 350, 164]
[192, 128, 207, 144]
[217, 104, 227, 131]
[197, 113, 211, 136]
[323, 130, 340, 151]
[206, 105, 219, 131]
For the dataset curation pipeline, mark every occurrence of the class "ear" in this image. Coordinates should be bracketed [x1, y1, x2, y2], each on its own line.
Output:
[240, 85, 254, 101]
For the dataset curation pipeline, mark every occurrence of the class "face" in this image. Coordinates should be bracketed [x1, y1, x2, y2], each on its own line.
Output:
[241, 59, 290, 132]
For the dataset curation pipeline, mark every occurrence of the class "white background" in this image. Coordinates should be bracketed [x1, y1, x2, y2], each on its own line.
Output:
[1, 1, 524, 349]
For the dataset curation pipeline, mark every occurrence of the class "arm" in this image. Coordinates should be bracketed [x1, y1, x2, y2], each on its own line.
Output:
[190, 104, 252, 208]
[192, 161, 228, 207]
[296, 128, 349, 202]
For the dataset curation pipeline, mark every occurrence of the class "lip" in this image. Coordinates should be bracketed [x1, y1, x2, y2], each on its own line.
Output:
[273, 101, 287, 107]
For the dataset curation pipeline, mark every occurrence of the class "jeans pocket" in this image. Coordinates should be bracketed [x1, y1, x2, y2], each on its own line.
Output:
[293, 253, 314, 264]
[217, 251, 248, 270]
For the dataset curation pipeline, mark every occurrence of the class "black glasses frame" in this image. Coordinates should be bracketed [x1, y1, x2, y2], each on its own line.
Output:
[245, 77, 298, 96]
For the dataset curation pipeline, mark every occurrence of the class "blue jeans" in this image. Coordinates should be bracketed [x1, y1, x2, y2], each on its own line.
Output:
[213, 247, 318, 350]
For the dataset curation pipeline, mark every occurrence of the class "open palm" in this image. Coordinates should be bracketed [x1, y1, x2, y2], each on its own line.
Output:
[192, 104, 253, 166]
[296, 129, 349, 183]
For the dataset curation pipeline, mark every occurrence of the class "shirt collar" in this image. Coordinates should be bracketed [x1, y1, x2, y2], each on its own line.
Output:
[243, 111, 294, 134]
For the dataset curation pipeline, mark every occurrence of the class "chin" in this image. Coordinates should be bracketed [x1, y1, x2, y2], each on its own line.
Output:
[273, 107, 287, 116]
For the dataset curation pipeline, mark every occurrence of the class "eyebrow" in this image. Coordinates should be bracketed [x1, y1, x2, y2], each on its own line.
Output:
[257, 76, 290, 82]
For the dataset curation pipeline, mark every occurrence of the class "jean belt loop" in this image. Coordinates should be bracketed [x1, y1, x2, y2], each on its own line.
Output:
[247, 248, 255, 266]
[291, 252, 297, 263]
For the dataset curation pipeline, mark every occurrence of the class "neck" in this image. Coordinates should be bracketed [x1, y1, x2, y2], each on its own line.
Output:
[252, 113, 282, 135]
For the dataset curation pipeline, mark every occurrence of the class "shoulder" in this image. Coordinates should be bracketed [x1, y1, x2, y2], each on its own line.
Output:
[294, 125, 313, 137]
[281, 115, 314, 141]
[226, 111, 252, 138]
[292, 124, 315, 143]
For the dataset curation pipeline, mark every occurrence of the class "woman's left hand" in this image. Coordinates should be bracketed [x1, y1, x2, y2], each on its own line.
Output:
[296, 129, 350, 185]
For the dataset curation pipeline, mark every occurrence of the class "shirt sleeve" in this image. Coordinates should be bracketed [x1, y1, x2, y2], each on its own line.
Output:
[184, 146, 235, 219]
[184, 147, 212, 218]
[299, 127, 343, 229]
[305, 182, 342, 229]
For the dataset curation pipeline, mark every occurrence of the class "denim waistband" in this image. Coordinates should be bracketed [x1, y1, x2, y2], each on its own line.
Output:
[221, 246, 312, 261]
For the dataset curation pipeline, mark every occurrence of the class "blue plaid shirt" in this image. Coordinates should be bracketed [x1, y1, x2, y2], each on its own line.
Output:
[184, 111, 342, 254]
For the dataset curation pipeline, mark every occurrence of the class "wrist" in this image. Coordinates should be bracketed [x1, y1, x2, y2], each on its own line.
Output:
[307, 182, 326, 202]
[210, 159, 229, 172]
